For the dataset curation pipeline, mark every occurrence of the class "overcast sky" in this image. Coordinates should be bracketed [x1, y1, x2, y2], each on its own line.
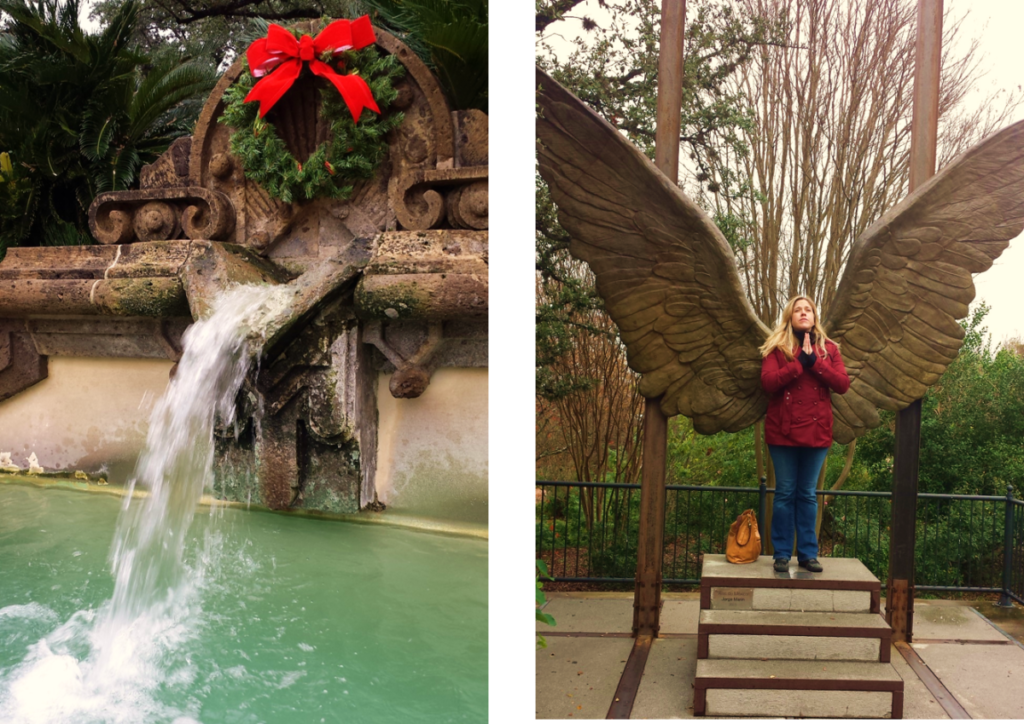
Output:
[539, 0, 1024, 347]
[952, 0, 1024, 346]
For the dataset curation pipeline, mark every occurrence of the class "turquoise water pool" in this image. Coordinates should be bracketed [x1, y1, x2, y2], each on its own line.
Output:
[0, 483, 487, 723]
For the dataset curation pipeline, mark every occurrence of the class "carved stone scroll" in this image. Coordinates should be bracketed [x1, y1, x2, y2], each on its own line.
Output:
[90, 187, 235, 244]
[446, 181, 488, 229]
[389, 166, 488, 230]
[134, 202, 179, 241]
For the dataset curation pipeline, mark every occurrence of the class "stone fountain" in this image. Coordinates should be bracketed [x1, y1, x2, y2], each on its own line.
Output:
[0, 22, 487, 521]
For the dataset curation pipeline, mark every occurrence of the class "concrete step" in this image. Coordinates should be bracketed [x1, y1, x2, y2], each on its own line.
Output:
[698, 609, 892, 662]
[700, 554, 881, 613]
[694, 658, 904, 718]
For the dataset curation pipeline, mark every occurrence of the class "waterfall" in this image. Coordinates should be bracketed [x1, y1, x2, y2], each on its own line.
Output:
[96, 284, 291, 663]
[0, 283, 292, 723]
[109, 287, 283, 615]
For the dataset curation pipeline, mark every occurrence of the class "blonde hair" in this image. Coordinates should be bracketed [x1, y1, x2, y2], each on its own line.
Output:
[759, 295, 833, 360]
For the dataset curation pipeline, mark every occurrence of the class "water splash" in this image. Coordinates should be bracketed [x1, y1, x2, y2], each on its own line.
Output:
[0, 284, 291, 724]
[106, 284, 289, 624]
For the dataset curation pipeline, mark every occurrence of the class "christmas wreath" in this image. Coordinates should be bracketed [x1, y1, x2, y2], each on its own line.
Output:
[222, 17, 405, 204]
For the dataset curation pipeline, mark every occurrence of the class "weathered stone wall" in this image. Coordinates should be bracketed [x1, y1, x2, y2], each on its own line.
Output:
[374, 367, 487, 524]
[0, 357, 172, 482]
[0, 359, 488, 526]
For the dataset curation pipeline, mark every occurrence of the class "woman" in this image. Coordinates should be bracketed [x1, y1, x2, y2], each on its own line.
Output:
[760, 296, 850, 573]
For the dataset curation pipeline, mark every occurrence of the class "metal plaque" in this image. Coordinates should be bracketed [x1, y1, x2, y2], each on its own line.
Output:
[711, 587, 754, 610]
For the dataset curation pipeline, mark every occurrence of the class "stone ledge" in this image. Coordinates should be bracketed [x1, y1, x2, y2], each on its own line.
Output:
[365, 229, 488, 276]
[0, 241, 191, 280]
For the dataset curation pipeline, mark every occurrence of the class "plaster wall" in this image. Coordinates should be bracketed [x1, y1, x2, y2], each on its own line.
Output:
[0, 357, 172, 482]
[375, 368, 488, 524]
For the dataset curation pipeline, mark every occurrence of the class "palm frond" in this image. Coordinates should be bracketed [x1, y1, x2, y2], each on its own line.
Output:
[0, 0, 209, 247]
[80, 112, 116, 162]
[422, 20, 487, 111]
[361, 0, 487, 110]
[92, 144, 140, 193]
[127, 54, 217, 140]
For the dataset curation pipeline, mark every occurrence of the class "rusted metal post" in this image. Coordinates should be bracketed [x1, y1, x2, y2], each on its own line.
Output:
[654, 0, 686, 178]
[633, 0, 685, 638]
[634, 397, 668, 636]
[908, 0, 943, 190]
[887, 0, 942, 644]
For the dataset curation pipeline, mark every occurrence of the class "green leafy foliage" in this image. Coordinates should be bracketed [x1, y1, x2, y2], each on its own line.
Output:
[362, 0, 487, 111]
[535, 0, 782, 470]
[536, 559, 556, 649]
[89, 0, 372, 71]
[856, 303, 1024, 498]
[538, 305, 1024, 591]
[0, 152, 37, 257]
[222, 44, 404, 203]
[0, 0, 217, 255]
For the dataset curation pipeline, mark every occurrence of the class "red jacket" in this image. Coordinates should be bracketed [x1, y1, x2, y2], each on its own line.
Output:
[761, 340, 850, 448]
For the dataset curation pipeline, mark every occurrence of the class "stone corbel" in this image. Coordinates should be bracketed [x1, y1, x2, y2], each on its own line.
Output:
[389, 167, 488, 231]
[89, 187, 236, 244]
[363, 320, 444, 398]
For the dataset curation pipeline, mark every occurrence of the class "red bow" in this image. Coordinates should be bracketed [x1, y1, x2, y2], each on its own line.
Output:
[243, 16, 380, 122]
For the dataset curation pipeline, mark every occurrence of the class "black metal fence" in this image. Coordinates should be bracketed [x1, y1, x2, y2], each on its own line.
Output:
[536, 480, 1024, 605]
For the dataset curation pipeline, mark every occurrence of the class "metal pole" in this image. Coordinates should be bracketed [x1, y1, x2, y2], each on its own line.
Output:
[634, 397, 668, 636]
[632, 0, 685, 639]
[999, 485, 1014, 607]
[887, 0, 942, 644]
[758, 476, 767, 554]
[908, 0, 943, 190]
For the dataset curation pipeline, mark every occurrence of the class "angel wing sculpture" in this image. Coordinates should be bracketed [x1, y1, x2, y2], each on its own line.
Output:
[536, 67, 1024, 444]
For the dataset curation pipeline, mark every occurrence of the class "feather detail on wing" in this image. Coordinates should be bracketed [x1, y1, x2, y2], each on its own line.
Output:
[825, 119, 1024, 443]
[536, 68, 770, 433]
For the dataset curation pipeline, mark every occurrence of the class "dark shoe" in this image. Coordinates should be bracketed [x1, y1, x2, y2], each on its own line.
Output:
[773, 558, 789, 573]
[799, 558, 823, 573]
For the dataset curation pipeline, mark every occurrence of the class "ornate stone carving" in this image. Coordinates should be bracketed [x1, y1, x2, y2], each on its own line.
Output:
[180, 24, 486, 257]
[389, 166, 488, 231]
[81, 20, 488, 257]
[90, 187, 235, 244]
[134, 202, 178, 241]
[364, 320, 443, 398]
[446, 180, 488, 229]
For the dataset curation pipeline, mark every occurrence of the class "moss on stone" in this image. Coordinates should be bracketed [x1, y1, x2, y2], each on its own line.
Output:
[107, 278, 190, 317]
[355, 279, 427, 320]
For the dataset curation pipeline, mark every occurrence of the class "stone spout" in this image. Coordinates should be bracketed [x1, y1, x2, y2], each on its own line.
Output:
[178, 237, 372, 365]
[255, 237, 372, 364]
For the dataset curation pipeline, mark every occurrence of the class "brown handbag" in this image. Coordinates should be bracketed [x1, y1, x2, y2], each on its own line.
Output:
[726, 509, 761, 564]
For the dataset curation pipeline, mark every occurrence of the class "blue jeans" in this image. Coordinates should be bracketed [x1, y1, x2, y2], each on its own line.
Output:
[768, 445, 829, 562]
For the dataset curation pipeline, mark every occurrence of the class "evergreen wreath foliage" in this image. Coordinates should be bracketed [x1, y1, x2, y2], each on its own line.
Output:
[222, 43, 405, 204]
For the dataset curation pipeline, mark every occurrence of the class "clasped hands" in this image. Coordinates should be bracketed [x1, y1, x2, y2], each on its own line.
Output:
[799, 332, 817, 369]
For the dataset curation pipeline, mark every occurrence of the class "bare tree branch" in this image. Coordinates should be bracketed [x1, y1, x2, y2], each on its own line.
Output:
[709, 0, 1023, 325]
